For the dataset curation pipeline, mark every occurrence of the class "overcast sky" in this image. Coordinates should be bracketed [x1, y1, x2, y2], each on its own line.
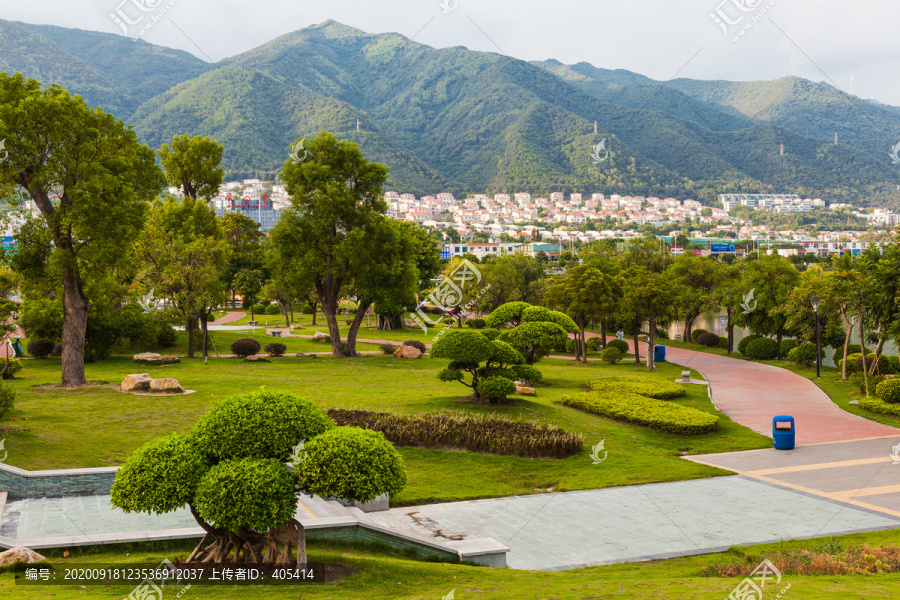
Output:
[3, 0, 899, 104]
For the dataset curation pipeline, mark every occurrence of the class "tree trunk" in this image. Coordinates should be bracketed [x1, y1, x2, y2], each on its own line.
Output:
[345, 300, 373, 356]
[577, 314, 586, 363]
[726, 307, 733, 354]
[186, 316, 197, 358]
[870, 336, 886, 375]
[647, 315, 656, 371]
[61, 267, 89, 387]
[840, 306, 854, 381]
[600, 320, 607, 348]
[200, 311, 209, 359]
[859, 309, 870, 396]
[633, 321, 641, 365]
[283, 302, 290, 329]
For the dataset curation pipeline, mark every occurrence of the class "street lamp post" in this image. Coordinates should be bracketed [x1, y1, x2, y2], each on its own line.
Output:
[810, 295, 821, 379]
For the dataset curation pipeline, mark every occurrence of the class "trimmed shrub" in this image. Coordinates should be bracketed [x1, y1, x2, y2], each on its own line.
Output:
[889, 356, 900, 375]
[294, 427, 407, 503]
[0, 358, 22, 380]
[586, 337, 604, 351]
[467, 318, 486, 329]
[403, 340, 427, 353]
[252, 304, 267, 315]
[327, 408, 582, 458]
[860, 395, 900, 416]
[589, 375, 687, 399]
[718, 336, 728, 349]
[560, 391, 718, 435]
[737, 334, 763, 355]
[230, 338, 261, 358]
[51, 342, 63, 356]
[27, 338, 55, 359]
[696, 332, 720, 348]
[480, 329, 501, 341]
[264, 342, 287, 357]
[690, 329, 708, 344]
[788, 343, 817, 367]
[849, 372, 886, 395]
[837, 352, 862, 374]
[600, 347, 623, 364]
[855, 353, 890, 375]
[744, 337, 778, 360]
[0, 385, 14, 419]
[779, 339, 799, 359]
[875, 379, 900, 404]
[846, 343, 861, 356]
[264, 304, 281, 315]
[607, 339, 629, 354]
[191, 389, 335, 461]
[379, 343, 398, 355]
[477, 375, 517, 402]
[154, 321, 176, 348]
[299, 303, 315, 314]
[512, 364, 543, 383]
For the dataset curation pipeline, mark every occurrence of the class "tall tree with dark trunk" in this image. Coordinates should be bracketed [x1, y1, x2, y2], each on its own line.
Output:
[0, 73, 164, 386]
[277, 132, 389, 358]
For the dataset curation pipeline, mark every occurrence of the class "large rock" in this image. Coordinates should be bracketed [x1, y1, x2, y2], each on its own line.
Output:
[0, 547, 46, 567]
[121, 373, 152, 392]
[515, 385, 535, 395]
[133, 352, 179, 363]
[149, 378, 185, 394]
[394, 345, 422, 359]
[312, 331, 330, 343]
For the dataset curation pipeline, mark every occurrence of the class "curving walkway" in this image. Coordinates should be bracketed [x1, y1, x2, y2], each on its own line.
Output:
[599, 335, 900, 445]
[210, 311, 246, 325]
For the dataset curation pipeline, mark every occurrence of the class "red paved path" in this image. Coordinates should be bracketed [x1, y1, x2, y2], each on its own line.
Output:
[603, 335, 900, 445]
[210, 311, 246, 325]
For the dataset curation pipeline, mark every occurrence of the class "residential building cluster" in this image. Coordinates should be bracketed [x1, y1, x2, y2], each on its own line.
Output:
[718, 193, 826, 213]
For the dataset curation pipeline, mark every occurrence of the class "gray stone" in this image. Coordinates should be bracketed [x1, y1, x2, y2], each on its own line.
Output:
[120, 373, 152, 392]
[312, 331, 331, 343]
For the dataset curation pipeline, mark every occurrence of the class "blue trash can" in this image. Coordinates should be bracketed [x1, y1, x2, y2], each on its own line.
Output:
[654, 345, 666, 363]
[773, 415, 795, 450]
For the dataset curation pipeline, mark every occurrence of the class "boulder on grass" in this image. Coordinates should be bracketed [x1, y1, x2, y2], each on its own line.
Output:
[394, 345, 422, 359]
[0, 547, 46, 567]
[515, 385, 535, 395]
[121, 373, 152, 392]
[133, 352, 179, 364]
[312, 331, 330, 343]
[149, 378, 185, 394]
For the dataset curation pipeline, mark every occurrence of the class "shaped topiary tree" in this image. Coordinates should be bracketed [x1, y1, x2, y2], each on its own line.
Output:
[485, 303, 577, 365]
[431, 330, 535, 403]
[110, 389, 406, 566]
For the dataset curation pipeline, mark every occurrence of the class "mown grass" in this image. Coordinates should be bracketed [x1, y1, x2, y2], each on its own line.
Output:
[4, 529, 900, 599]
[1, 329, 768, 505]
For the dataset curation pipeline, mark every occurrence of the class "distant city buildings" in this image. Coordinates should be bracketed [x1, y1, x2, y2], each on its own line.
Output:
[718, 193, 825, 213]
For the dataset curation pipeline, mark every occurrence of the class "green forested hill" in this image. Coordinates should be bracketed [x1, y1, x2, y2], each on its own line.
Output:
[3, 19, 900, 205]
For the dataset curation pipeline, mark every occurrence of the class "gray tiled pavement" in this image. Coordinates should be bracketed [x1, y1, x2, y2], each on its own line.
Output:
[370, 476, 900, 570]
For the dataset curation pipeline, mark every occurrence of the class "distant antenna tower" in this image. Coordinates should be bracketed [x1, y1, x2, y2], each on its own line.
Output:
[780, 143, 785, 156]
[593, 120, 598, 135]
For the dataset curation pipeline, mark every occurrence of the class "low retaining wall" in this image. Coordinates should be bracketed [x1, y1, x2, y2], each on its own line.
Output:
[0, 463, 118, 499]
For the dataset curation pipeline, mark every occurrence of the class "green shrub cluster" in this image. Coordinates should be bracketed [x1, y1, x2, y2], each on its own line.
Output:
[607, 339, 629, 354]
[560, 391, 718, 435]
[744, 337, 778, 360]
[586, 337, 604, 351]
[696, 332, 720, 348]
[589, 375, 687, 399]
[230, 338, 261, 358]
[27, 338, 54, 359]
[379, 343, 398, 354]
[0, 358, 22, 380]
[718, 336, 729, 349]
[859, 396, 900, 417]
[600, 347, 623, 364]
[264, 304, 281, 315]
[779, 339, 799, 359]
[403, 340, 427, 353]
[477, 376, 516, 400]
[0, 385, 14, 419]
[839, 353, 891, 375]
[565, 337, 586, 354]
[264, 342, 287, 357]
[849, 372, 886, 394]
[479, 329, 500, 341]
[787, 343, 817, 366]
[466, 318, 486, 329]
[327, 409, 583, 459]
[875, 379, 900, 404]
[737, 334, 763, 355]
[690, 329, 708, 344]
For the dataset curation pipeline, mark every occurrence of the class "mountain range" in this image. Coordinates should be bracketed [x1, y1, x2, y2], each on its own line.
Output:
[2, 18, 900, 207]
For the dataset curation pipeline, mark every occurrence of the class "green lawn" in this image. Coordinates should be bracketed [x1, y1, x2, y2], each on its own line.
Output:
[1, 331, 768, 506]
[4, 529, 900, 599]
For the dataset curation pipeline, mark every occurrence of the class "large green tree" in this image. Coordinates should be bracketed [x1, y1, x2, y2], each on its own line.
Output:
[276, 132, 390, 358]
[157, 134, 224, 201]
[544, 266, 616, 363]
[0, 73, 164, 385]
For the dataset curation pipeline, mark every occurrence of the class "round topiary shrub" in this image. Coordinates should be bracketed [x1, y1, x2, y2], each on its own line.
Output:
[853, 353, 890, 375]
[0, 385, 14, 419]
[51, 342, 63, 356]
[744, 337, 778, 360]
[480, 329, 501, 341]
[264, 304, 281, 315]
[690, 329, 709, 344]
[0, 359, 22, 380]
[264, 342, 287, 357]
[512, 364, 543, 383]
[586, 337, 604, 351]
[850, 372, 885, 394]
[888, 356, 900, 375]
[737, 334, 763, 355]
[837, 352, 862, 374]
[846, 344, 861, 356]
[252, 303, 267, 315]
[231, 338, 261, 358]
[300, 303, 315, 314]
[26, 338, 55, 359]
[876, 379, 900, 403]
[696, 332, 720, 348]
[607, 339, 629, 354]
[476, 375, 517, 402]
[718, 336, 729, 349]
[380, 343, 398, 354]
[403, 340, 427, 353]
[467, 318, 486, 329]
[788, 342, 817, 366]
[600, 347, 624, 364]
[779, 339, 799, 359]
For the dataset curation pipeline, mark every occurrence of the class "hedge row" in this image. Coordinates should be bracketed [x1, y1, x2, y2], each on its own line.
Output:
[858, 396, 900, 417]
[589, 375, 687, 399]
[559, 391, 719, 436]
[326, 409, 583, 459]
